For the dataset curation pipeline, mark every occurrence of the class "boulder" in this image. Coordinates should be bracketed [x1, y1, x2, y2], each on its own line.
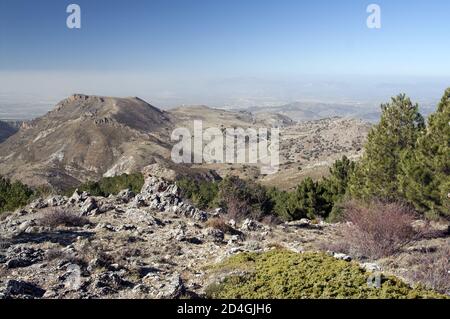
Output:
[4, 247, 44, 269]
[240, 218, 258, 231]
[361, 263, 381, 272]
[68, 189, 82, 204]
[80, 197, 97, 215]
[47, 195, 67, 207]
[333, 253, 352, 262]
[117, 189, 135, 203]
[2, 280, 46, 298]
[204, 228, 225, 243]
[286, 219, 311, 228]
[30, 198, 47, 210]
[156, 273, 185, 299]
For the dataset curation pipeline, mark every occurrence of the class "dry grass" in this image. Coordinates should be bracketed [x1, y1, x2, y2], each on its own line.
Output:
[407, 245, 450, 295]
[38, 207, 90, 228]
[205, 217, 234, 234]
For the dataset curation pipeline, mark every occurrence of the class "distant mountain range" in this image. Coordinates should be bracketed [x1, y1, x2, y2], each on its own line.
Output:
[242, 99, 438, 123]
[243, 102, 382, 122]
[0, 94, 301, 189]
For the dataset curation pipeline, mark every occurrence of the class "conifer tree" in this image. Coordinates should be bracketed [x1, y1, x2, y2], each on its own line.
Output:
[349, 94, 425, 200]
[400, 88, 450, 217]
[323, 155, 355, 204]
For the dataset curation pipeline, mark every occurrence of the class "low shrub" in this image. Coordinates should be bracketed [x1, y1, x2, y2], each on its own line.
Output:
[0, 176, 34, 214]
[67, 173, 144, 197]
[341, 200, 420, 259]
[38, 208, 90, 228]
[177, 178, 219, 209]
[178, 176, 272, 221]
[205, 250, 446, 299]
[217, 176, 272, 222]
[205, 218, 234, 234]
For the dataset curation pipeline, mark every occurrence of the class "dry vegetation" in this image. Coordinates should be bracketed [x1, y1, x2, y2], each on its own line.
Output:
[38, 208, 90, 229]
[317, 200, 448, 261]
[407, 245, 450, 294]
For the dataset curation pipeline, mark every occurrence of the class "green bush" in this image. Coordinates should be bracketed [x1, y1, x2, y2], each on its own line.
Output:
[178, 158, 357, 222]
[0, 176, 34, 214]
[217, 176, 272, 221]
[205, 250, 446, 299]
[322, 156, 355, 206]
[68, 173, 144, 197]
[178, 176, 275, 221]
[177, 177, 219, 210]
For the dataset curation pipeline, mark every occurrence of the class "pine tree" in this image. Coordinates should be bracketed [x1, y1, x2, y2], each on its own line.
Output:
[322, 156, 356, 221]
[399, 88, 450, 217]
[287, 178, 328, 220]
[323, 155, 355, 203]
[349, 94, 425, 200]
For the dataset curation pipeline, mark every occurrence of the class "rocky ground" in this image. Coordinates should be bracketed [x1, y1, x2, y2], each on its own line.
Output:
[0, 175, 448, 299]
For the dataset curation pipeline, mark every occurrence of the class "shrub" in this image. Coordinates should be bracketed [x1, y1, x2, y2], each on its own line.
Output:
[179, 176, 274, 221]
[268, 188, 295, 221]
[341, 200, 420, 259]
[322, 155, 355, 205]
[38, 208, 90, 228]
[268, 178, 330, 221]
[205, 218, 234, 234]
[205, 250, 445, 299]
[0, 176, 34, 214]
[68, 173, 144, 197]
[177, 178, 219, 209]
[217, 176, 272, 221]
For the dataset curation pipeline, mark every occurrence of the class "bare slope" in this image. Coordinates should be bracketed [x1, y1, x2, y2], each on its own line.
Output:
[0, 94, 369, 190]
[0, 94, 174, 189]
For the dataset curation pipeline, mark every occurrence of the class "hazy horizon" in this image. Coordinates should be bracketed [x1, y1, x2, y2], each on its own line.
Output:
[1, 0, 449, 119]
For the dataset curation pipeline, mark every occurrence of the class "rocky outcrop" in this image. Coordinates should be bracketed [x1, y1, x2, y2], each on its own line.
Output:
[0, 174, 290, 299]
[1, 280, 46, 299]
[2, 174, 439, 299]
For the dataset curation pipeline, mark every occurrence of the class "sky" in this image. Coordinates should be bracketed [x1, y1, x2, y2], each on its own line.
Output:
[0, 0, 450, 118]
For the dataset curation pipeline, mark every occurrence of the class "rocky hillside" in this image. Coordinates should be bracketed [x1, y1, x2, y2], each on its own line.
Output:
[245, 101, 381, 122]
[0, 94, 370, 190]
[0, 173, 447, 299]
[0, 121, 20, 143]
[0, 95, 175, 189]
[169, 105, 295, 129]
[260, 117, 371, 190]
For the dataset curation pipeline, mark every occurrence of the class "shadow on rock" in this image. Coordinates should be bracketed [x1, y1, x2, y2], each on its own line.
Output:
[10, 230, 95, 246]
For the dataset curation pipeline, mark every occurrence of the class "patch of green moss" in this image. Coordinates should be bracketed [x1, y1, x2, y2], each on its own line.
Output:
[205, 250, 446, 299]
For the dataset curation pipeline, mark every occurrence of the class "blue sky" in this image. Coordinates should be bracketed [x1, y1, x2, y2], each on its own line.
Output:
[0, 0, 449, 115]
